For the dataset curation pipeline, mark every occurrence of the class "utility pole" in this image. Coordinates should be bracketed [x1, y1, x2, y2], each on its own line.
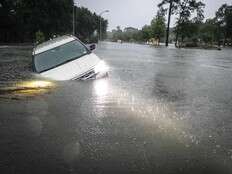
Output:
[166, 0, 173, 47]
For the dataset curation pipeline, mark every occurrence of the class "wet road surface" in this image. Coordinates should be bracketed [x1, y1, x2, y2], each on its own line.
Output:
[1, 43, 232, 174]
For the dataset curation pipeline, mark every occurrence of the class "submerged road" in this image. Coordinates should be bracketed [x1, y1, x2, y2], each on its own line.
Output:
[1, 42, 232, 174]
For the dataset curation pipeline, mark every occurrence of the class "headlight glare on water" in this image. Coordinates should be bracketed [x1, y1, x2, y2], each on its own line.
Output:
[21, 80, 54, 89]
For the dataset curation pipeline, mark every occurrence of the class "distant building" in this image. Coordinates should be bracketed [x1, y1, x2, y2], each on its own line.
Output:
[227, 6, 232, 11]
[124, 27, 138, 33]
[147, 38, 160, 46]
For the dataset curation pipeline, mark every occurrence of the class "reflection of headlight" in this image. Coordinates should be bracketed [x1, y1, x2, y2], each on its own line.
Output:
[94, 61, 109, 74]
[94, 79, 109, 96]
[21, 81, 53, 89]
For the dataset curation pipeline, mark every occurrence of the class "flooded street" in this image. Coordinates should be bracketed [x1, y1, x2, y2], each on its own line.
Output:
[1, 42, 232, 173]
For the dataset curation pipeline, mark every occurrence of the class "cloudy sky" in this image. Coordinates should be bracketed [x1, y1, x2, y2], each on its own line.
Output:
[75, 0, 232, 31]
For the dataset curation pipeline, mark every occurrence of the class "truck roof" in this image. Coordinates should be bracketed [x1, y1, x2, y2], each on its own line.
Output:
[33, 35, 76, 55]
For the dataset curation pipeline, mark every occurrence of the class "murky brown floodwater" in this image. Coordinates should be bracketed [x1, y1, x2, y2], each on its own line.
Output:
[1, 43, 232, 174]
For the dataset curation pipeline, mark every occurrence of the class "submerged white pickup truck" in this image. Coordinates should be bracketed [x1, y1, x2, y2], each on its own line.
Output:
[32, 35, 108, 81]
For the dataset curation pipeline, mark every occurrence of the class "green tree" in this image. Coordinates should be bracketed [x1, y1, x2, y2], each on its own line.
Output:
[108, 26, 143, 43]
[199, 19, 218, 45]
[112, 26, 123, 41]
[0, 0, 18, 42]
[122, 27, 139, 42]
[0, 0, 73, 42]
[173, 20, 199, 45]
[141, 25, 152, 41]
[18, 0, 73, 40]
[0, 0, 108, 43]
[159, 0, 205, 46]
[35, 30, 45, 44]
[75, 7, 96, 42]
[158, 0, 179, 46]
[150, 11, 166, 45]
[215, 4, 232, 45]
[175, 0, 205, 45]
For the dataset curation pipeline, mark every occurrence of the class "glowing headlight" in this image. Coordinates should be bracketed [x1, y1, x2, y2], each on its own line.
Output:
[94, 61, 109, 73]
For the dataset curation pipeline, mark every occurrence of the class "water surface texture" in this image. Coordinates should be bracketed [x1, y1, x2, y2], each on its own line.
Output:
[1, 43, 232, 174]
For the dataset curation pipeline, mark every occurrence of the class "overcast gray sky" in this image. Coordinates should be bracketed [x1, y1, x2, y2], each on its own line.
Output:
[75, 0, 232, 31]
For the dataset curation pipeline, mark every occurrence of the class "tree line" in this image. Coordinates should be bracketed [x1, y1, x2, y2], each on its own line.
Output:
[108, 0, 232, 47]
[107, 9, 166, 44]
[161, 0, 232, 47]
[0, 0, 108, 43]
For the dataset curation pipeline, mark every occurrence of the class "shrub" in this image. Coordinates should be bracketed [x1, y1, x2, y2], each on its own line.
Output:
[35, 31, 45, 44]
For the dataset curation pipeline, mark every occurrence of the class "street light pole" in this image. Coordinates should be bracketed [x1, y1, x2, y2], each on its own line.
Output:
[73, 1, 77, 36]
[99, 10, 109, 41]
[100, 18, 102, 41]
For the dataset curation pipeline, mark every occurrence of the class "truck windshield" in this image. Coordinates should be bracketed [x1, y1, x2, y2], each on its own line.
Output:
[34, 40, 89, 73]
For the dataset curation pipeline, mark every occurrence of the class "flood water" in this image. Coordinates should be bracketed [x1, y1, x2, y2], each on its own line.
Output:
[1, 42, 232, 174]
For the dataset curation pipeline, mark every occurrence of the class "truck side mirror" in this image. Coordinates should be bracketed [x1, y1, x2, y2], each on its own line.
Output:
[89, 44, 96, 51]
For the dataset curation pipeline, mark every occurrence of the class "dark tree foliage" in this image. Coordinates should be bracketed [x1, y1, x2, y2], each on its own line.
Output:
[0, 0, 108, 43]
[75, 7, 108, 43]
[172, 4, 232, 47]
[0, 0, 20, 42]
[108, 8, 166, 44]
[0, 0, 73, 42]
[199, 19, 218, 44]
[158, 0, 205, 45]
[150, 10, 166, 43]
[108, 26, 141, 42]
[158, 0, 179, 46]
[215, 4, 232, 45]
[141, 25, 152, 41]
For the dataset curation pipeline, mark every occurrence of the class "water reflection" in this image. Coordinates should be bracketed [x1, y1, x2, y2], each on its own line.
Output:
[93, 79, 201, 148]
[93, 79, 109, 97]
[63, 142, 81, 164]
[0, 80, 55, 98]
[20, 80, 53, 89]
[26, 116, 43, 137]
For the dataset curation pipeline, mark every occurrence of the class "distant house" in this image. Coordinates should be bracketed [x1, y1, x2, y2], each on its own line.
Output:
[147, 38, 160, 46]
[124, 27, 138, 33]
